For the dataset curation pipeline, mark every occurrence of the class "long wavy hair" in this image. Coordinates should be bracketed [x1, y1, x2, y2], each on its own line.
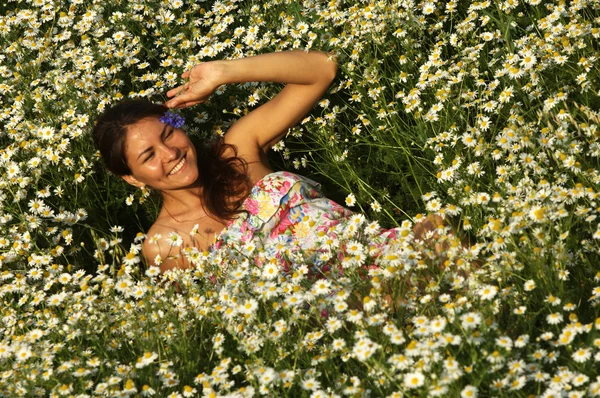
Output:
[92, 99, 251, 221]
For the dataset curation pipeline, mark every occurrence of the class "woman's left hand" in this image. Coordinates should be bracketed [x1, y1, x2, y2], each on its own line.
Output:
[165, 62, 223, 109]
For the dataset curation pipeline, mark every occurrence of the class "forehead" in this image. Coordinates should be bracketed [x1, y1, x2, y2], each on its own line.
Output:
[123, 117, 165, 155]
[125, 117, 163, 143]
[127, 116, 163, 137]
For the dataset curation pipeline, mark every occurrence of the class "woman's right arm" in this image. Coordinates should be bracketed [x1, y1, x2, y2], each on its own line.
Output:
[165, 51, 337, 152]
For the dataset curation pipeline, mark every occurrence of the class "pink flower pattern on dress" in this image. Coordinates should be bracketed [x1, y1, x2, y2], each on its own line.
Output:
[209, 171, 411, 277]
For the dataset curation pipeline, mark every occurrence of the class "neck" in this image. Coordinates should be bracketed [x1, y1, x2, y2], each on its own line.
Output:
[160, 186, 205, 216]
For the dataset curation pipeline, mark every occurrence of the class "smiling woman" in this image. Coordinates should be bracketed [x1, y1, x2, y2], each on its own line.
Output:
[92, 100, 253, 265]
[122, 117, 200, 191]
[93, 50, 454, 274]
[93, 50, 340, 272]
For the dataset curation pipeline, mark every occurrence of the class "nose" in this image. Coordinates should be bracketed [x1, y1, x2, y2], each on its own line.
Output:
[158, 143, 179, 162]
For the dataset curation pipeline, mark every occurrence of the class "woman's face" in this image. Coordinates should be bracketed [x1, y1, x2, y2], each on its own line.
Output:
[122, 117, 199, 192]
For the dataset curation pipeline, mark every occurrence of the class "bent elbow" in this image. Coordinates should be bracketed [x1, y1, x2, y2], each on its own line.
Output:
[310, 50, 337, 83]
[324, 52, 338, 82]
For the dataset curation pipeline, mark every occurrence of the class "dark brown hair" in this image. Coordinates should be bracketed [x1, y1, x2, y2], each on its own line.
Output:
[92, 99, 251, 220]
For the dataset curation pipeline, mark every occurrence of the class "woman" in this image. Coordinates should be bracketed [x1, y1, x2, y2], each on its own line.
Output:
[94, 50, 451, 274]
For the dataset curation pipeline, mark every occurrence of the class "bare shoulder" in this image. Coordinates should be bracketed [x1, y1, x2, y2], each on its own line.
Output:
[142, 220, 190, 273]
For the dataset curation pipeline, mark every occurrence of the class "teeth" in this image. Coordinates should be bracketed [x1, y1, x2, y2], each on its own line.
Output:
[169, 157, 186, 175]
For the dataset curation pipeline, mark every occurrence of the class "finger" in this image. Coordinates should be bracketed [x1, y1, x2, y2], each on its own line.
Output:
[166, 84, 186, 98]
[177, 99, 204, 109]
[173, 99, 203, 109]
[165, 94, 203, 109]
[182, 64, 199, 79]
[165, 94, 187, 108]
[167, 81, 193, 101]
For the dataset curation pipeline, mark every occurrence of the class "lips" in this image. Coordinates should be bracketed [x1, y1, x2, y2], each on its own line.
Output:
[168, 155, 186, 175]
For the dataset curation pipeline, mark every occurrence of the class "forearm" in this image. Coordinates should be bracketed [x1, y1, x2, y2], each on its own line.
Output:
[215, 51, 337, 86]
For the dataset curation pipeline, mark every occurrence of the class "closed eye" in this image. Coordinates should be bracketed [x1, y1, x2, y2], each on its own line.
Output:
[138, 124, 171, 163]
[143, 128, 173, 162]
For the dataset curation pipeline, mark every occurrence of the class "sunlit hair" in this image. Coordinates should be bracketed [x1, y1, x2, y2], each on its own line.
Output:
[92, 99, 251, 220]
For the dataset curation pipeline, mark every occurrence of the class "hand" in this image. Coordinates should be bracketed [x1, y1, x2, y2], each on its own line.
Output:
[165, 62, 223, 109]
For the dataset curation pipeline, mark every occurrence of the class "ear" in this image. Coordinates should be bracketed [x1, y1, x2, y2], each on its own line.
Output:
[122, 175, 145, 189]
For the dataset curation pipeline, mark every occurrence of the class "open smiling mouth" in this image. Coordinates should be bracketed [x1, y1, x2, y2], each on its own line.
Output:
[168, 154, 187, 175]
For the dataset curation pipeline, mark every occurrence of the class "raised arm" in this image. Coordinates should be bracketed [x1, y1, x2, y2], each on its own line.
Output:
[165, 51, 337, 151]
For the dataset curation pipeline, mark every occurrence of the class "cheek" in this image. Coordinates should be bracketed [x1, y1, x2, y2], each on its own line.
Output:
[131, 160, 162, 178]
[147, 160, 166, 174]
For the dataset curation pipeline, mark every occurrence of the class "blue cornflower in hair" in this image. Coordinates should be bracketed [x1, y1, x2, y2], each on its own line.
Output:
[159, 110, 185, 128]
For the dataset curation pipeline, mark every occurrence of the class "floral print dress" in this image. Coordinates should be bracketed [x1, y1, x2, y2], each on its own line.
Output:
[207, 171, 411, 277]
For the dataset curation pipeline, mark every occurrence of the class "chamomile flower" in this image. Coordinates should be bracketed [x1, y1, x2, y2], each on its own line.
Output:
[478, 285, 498, 300]
[135, 352, 158, 369]
[364, 221, 381, 235]
[524, 280, 536, 291]
[403, 372, 425, 388]
[167, 232, 183, 247]
[239, 298, 258, 315]
[370, 200, 382, 212]
[345, 193, 356, 207]
[14, 344, 32, 362]
[301, 377, 320, 391]
[572, 348, 591, 363]
[262, 262, 279, 279]
[460, 312, 482, 330]
[461, 385, 478, 398]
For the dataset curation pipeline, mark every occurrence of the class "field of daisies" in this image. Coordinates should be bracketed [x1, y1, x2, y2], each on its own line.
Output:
[2, 0, 600, 396]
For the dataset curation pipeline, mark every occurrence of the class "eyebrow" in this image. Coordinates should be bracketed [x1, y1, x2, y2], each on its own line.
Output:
[137, 124, 168, 161]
